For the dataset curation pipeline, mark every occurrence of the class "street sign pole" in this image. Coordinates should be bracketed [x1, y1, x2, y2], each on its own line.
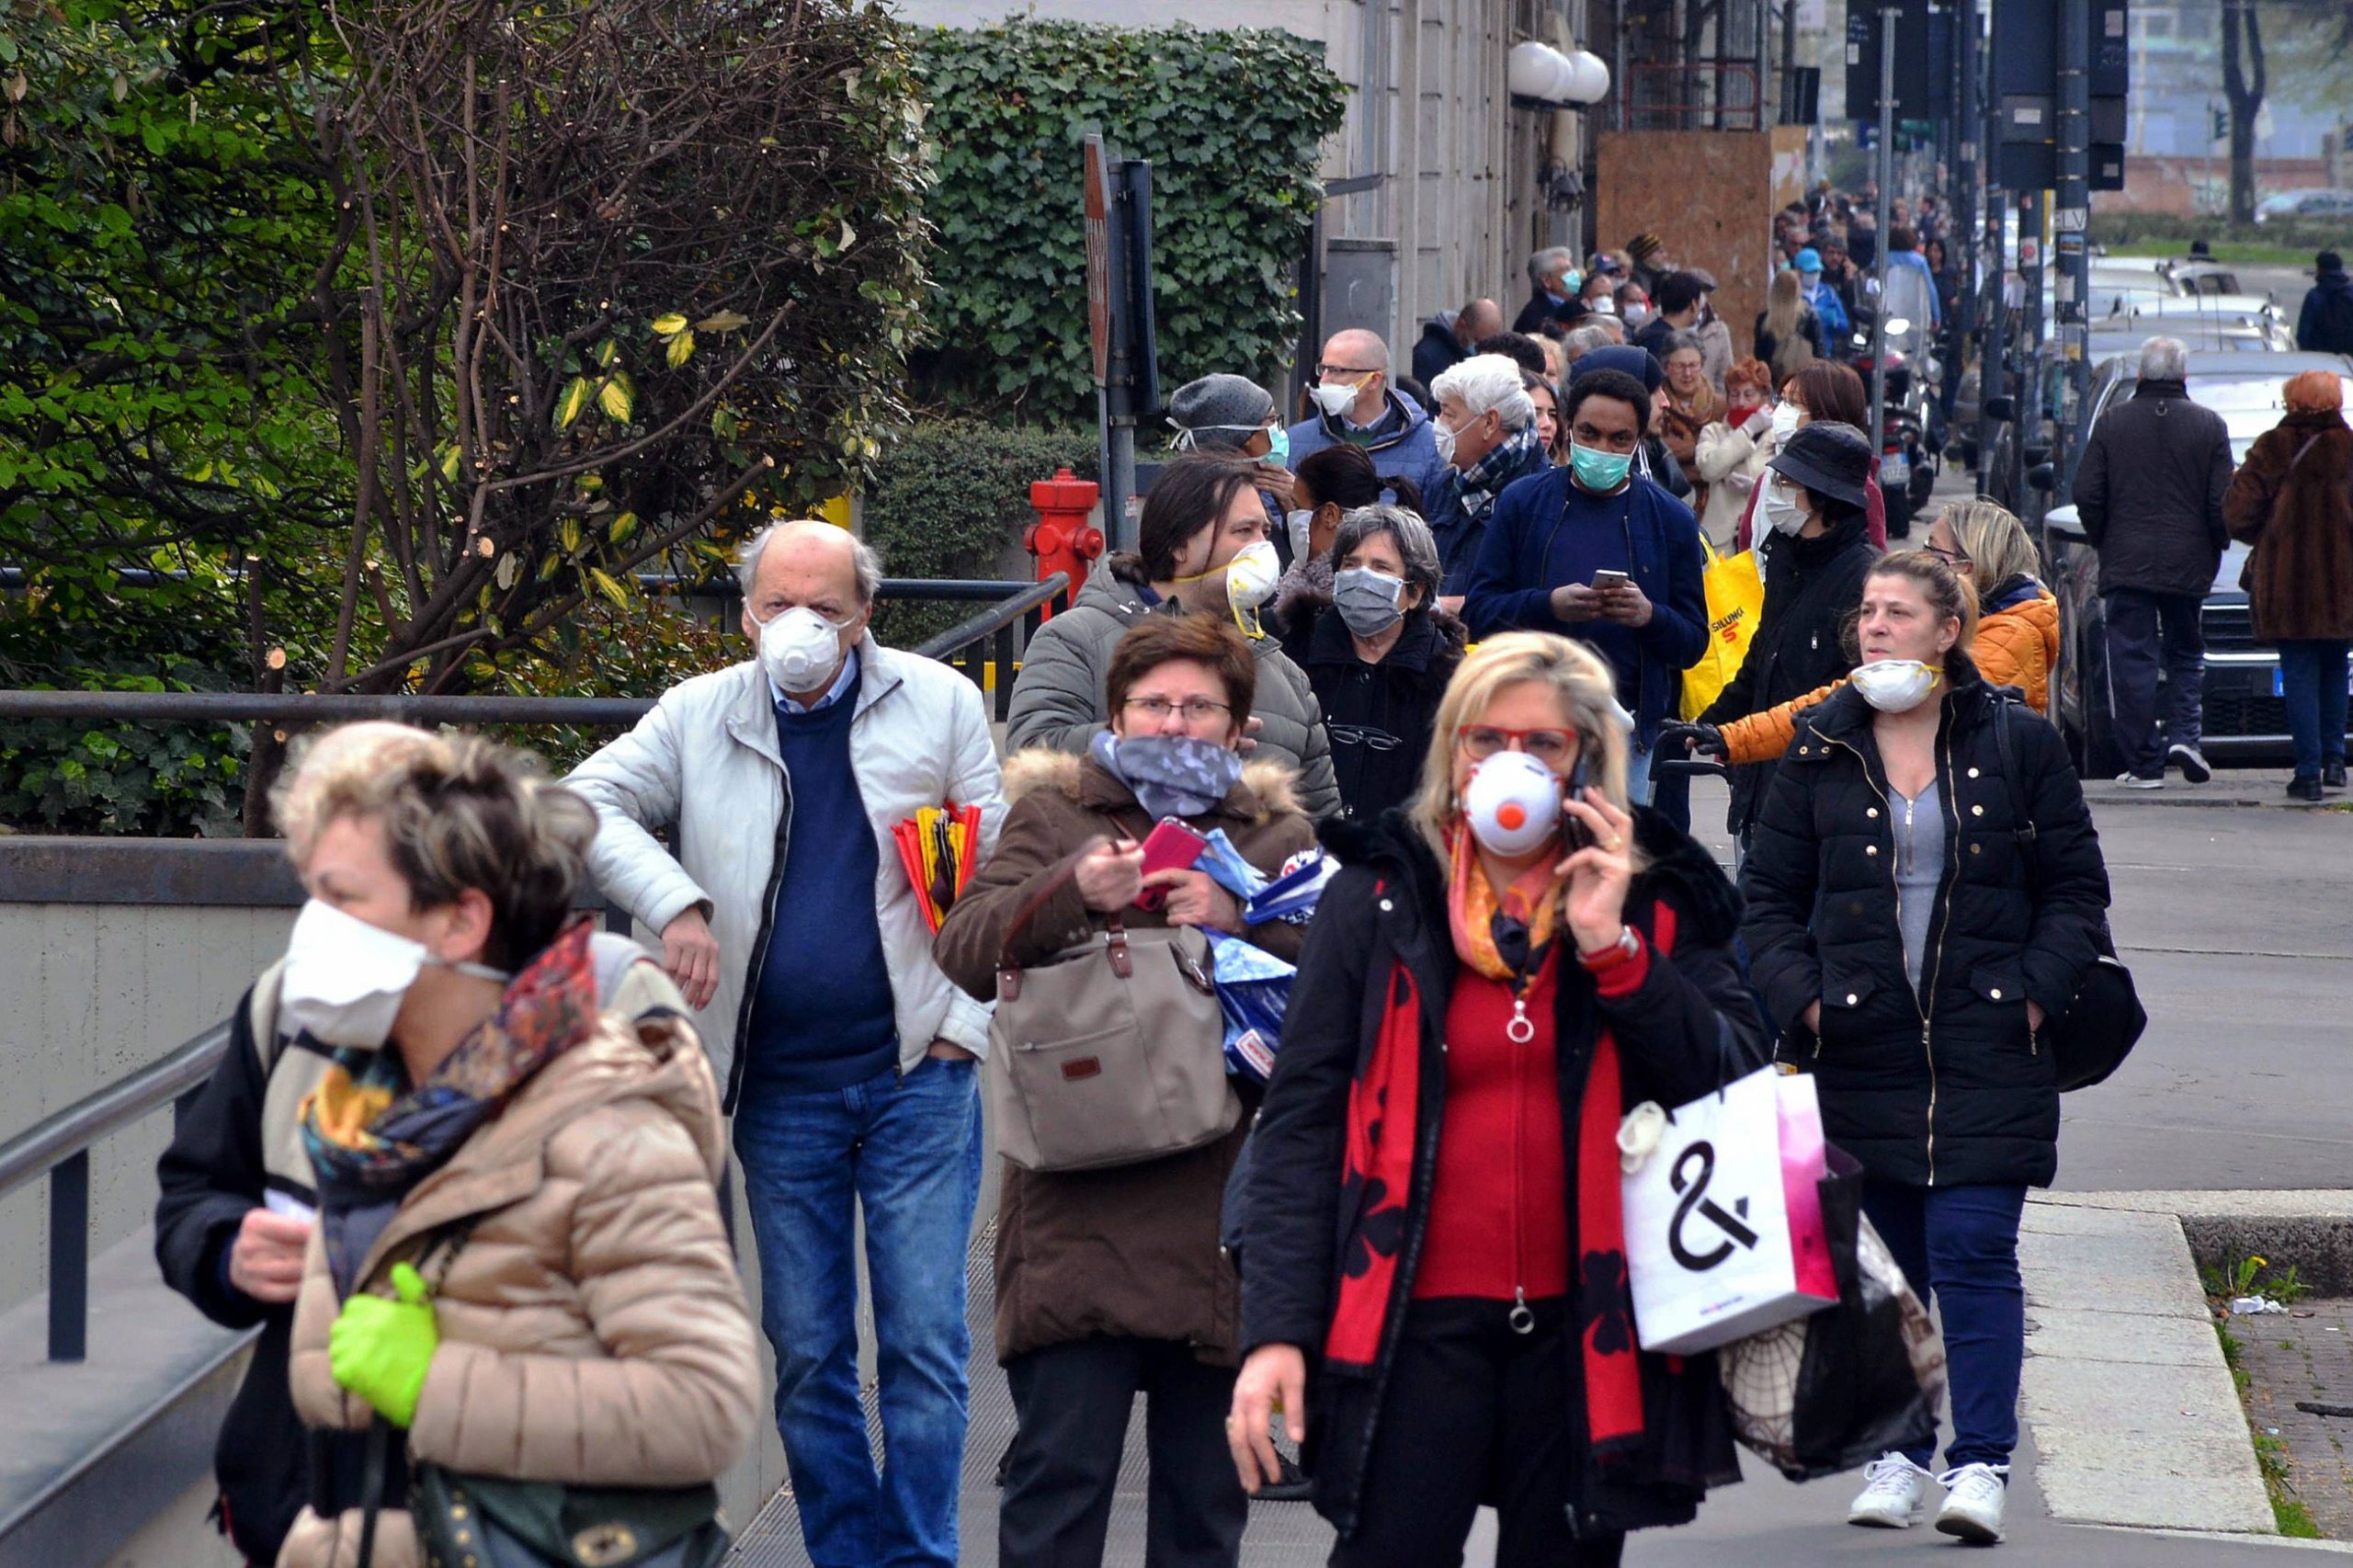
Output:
[1869, 6, 1897, 480]
[1979, 0, 2006, 491]
[2056, 0, 2093, 494]
[1084, 135, 1143, 551]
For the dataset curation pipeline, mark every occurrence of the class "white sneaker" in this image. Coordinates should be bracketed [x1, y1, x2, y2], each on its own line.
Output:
[2114, 771, 2165, 790]
[2167, 743, 2212, 783]
[1935, 1462, 2010, 1544]
[1847, 1451, 1934, 1528]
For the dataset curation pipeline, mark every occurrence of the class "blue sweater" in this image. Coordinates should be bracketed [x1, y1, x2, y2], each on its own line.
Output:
[743, 690, 898, 1095]
[1461, 468, 1709, 744]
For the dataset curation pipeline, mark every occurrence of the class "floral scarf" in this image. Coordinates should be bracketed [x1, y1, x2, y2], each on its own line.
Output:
[1445, 823, 1568, 982]
[301, 915, 602, 1296]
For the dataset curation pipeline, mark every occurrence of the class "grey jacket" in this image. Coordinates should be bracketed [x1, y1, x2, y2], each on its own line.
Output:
[2072, 379, 2234, 598]
[1005, 557, 1343, 820]
[567, 639, 1005, 1107]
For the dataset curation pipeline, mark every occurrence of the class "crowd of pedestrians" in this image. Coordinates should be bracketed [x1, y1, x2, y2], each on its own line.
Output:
[188, 202, 2353, 1568]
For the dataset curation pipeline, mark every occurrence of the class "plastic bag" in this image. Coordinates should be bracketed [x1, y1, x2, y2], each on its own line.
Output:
[1195, 828, 1268, 903]
[1718, 1145, 1946, 1482]
[1202, 931, 1295, 1082]
[1245, 849, 1336, 926]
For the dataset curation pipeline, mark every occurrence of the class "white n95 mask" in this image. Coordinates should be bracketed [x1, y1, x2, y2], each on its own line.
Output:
[1461, 750, 1563, 857]
[758, 606, 853, 693]
[1850, 658, 1940, 713]
[278, 899, 508, 1050]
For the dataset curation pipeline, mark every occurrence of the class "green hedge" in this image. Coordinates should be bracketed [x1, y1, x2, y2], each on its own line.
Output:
[864, 419, 1100, 648]
[2088, 210, 2347, 260]
[910, 21, 1346, 421]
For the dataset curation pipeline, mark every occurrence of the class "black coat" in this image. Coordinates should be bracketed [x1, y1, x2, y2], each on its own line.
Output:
[2297, 270, 2353, 355]
[1514, 289, 1589, 336]
[1299, 605, 1465, 823]
[1699, 511, 1878, 835]
[2071, 379, 2234, 598]
[1413, 316, 1470, 390]
[1243, 809, 1764, 1540]
[1737, 663, 2112, 1188]
[154, 989, 369, 1563]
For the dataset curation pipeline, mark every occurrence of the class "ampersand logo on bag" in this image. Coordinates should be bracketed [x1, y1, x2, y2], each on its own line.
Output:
[1667, 1142, 1762, 1270]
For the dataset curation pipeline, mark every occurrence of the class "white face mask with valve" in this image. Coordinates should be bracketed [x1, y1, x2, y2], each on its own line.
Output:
[1850, 657, 1940, 713]
[278, 898, 510, 1051]
[1461, 750, 1563, 857]
[1222, 539, 1281, 610]
[756, 605, 855, 695]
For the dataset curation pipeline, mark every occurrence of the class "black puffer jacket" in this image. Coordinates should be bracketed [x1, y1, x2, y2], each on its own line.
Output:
[1296, 604, 1466, 822]
[2071, 379, 2234, 598]
[1737, 661, 2112, 1188]
[1244, 808, 1763, 1540]
[1699, 510, 1877, 835]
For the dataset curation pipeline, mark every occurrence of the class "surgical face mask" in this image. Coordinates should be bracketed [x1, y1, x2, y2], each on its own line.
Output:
[1286, 509, 1316, 563]
[1262, 424, 1290, 467]
[1309, 379, 1363, 418]
[1332, 566, 1406, 638]
[756, 604, 854, 694]
[1770, 401, 1803, 444]
[1568, 439, 1633, 493]
[1623, 304, 1653, 328]
[1432, 416, 1459, 468]
[1588, 296, 1617, 316]
[1800, 270, 1823, 290]
[1851, 657, 1941, 713]
[1222, 538, 1281, 610]
[1762, 474, 1810, 536]
[1461, 750, 1562, 857]
[278, 898, 508, 1050]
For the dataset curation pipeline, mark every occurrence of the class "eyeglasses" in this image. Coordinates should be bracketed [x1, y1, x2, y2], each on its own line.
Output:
[1124, 697, 1232, 723]
[1924, 544, 1972, 570]
[1457, 725, 1578, 766]
[1315, 364, 1379, 380]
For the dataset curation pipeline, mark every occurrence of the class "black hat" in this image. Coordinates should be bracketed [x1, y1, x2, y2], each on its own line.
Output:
[1768, 421, 1873, 509]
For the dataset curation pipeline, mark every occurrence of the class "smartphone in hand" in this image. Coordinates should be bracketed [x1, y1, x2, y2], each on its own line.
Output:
[1590, 568, 1633, 592]
[1561, 750, 1595, 853]
[1134, 818, 1211, 911]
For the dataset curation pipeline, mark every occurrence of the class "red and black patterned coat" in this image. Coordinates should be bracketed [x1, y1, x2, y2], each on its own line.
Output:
[1240, 808, 1767, 1541]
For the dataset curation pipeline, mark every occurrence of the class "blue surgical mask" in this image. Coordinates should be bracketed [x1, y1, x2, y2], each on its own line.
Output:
[1264, 423, 1290, 466]
[1569, 439, 1634, 493]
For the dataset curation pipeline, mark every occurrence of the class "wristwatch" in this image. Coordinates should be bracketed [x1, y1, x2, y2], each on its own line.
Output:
[1577, 925, 1642, 969]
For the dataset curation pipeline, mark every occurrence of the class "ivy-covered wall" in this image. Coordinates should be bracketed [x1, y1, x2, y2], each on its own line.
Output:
[910, 20, 1347, 422]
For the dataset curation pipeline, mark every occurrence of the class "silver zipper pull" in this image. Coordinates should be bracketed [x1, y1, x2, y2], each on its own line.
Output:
[1509, 1287, 1535, 1335]
[1506, 997, 1535, 1044]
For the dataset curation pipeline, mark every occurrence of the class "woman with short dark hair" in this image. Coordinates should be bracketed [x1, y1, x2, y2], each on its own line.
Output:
[938, 615, 1316, 1568]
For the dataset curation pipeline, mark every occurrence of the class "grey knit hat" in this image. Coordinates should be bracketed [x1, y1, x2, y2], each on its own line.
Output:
[1167, 373, 1277, 450]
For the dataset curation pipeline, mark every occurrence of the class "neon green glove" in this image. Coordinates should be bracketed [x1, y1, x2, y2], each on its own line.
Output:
[328, 1261, 438, 1428]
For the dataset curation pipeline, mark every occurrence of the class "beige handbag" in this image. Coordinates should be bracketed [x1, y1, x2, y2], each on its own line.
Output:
[987, 854, 1239, 1174]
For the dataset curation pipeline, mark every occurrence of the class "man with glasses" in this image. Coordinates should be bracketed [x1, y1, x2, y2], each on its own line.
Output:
[1284, 327, 1445, 504]
[1460, 367, 1708, 828]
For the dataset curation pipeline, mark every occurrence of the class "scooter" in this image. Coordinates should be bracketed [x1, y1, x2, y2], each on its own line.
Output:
[1841, 301, 1931, 539]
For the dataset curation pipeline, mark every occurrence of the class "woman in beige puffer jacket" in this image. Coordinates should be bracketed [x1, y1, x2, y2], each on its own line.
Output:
[267, 727, 758, 1568]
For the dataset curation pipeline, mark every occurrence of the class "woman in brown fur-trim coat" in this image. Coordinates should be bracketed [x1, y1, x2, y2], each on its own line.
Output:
[2224, 369, 2353, 795]
[935, 613, 1316, 1568]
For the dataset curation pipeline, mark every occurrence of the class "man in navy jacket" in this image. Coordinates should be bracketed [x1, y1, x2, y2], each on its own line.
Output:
[1463, 366, 1708, 826]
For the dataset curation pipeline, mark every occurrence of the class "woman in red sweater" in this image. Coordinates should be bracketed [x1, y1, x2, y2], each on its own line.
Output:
[1229, 632, 1766, 1567]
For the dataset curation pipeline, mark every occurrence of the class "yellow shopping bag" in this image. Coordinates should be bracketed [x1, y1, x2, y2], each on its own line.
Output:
[1678, 537, 1763, 721]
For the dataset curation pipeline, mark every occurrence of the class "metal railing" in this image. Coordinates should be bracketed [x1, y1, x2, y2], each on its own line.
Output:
[0, 570, 1070, 1368]
[0, 1025, 231, 1362]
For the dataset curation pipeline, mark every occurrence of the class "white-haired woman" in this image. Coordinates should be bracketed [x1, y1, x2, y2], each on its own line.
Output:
[1425, 353, 1552, 601]
[1231, 633, 1764, 1568]
[1300, 504, 1468, 821]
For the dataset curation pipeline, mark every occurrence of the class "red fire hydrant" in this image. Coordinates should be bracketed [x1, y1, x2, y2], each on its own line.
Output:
[1025, 468, 1103, 619]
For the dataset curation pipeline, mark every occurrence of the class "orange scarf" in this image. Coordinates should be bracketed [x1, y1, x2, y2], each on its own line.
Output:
[1446, 823, 1568, 982]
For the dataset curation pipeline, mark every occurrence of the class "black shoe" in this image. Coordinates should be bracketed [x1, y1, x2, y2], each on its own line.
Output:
[1254, 1452, 1313, 1502]
[2325, 762, 2347, 790]
[2288, 776, 2325, 802]
[2168, 743, 2212, 783]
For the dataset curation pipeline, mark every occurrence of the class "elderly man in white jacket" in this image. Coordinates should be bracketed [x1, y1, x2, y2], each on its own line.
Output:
[568, 519, 1004, 1568]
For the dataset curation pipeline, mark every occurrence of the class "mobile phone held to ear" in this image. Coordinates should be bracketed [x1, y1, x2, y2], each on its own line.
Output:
[1591, 568, 1633, 592]
[1561, 749, 1595, 853]
[1133, 818, 1211, 911]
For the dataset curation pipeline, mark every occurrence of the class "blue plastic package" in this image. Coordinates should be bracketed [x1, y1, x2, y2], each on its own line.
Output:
[1203, 930, 1295, 1083]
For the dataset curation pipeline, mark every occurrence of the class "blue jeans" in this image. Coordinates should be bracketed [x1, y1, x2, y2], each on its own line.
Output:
[1862, 1180, 2028, 1472]
[734, 1054, 984, 1568]
[2277, 639, 2351, 782]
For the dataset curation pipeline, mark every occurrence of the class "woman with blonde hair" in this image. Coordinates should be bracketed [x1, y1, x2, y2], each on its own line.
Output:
[271, 729, 758, 1567]
[1231, 633, 1762, 1568]
[2226, 368, 2353, 798]
[1741, 552, 2110, 1543]
[1667, 497, 2060, 772]
[1754, 267, 1823, 383]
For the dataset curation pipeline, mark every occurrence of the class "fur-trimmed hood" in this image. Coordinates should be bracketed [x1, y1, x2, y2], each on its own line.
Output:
[1000, 746, 1303, 825]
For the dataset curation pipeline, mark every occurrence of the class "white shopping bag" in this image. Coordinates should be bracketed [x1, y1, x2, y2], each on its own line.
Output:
[1621, 1066, 1836, 1355]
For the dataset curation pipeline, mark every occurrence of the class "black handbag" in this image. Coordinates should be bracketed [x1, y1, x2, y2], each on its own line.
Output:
[1989, 696, 2147, 1090]
[409, 1465, 728, 1568]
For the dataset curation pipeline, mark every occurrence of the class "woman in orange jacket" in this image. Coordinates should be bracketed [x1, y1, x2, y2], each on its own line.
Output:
[1668, 499, 2058, 769]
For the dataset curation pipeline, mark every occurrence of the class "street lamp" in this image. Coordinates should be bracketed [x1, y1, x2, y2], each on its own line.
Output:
[1507, 40, 1613, 108]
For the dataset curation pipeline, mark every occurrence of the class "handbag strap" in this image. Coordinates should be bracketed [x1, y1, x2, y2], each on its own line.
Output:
[354, 1415, 390, 1568]
[995, 841, 1131, 998]
[1988, 694, 2038, 881]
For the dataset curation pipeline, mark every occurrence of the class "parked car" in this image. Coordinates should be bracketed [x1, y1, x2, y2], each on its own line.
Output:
[2105, 296, 2291, 349]
[2255, 188, 2353, 225]
[2041, 351, 2353, 772]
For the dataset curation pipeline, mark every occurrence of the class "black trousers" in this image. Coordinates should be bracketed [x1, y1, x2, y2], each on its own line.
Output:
[999, 1335, 1245, 1568]
[1330, 1299, 1626, 1568]
[2103, 586, 2206, 776]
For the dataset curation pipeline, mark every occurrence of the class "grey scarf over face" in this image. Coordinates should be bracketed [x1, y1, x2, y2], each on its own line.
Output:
[1089, 730, 1243, 821]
